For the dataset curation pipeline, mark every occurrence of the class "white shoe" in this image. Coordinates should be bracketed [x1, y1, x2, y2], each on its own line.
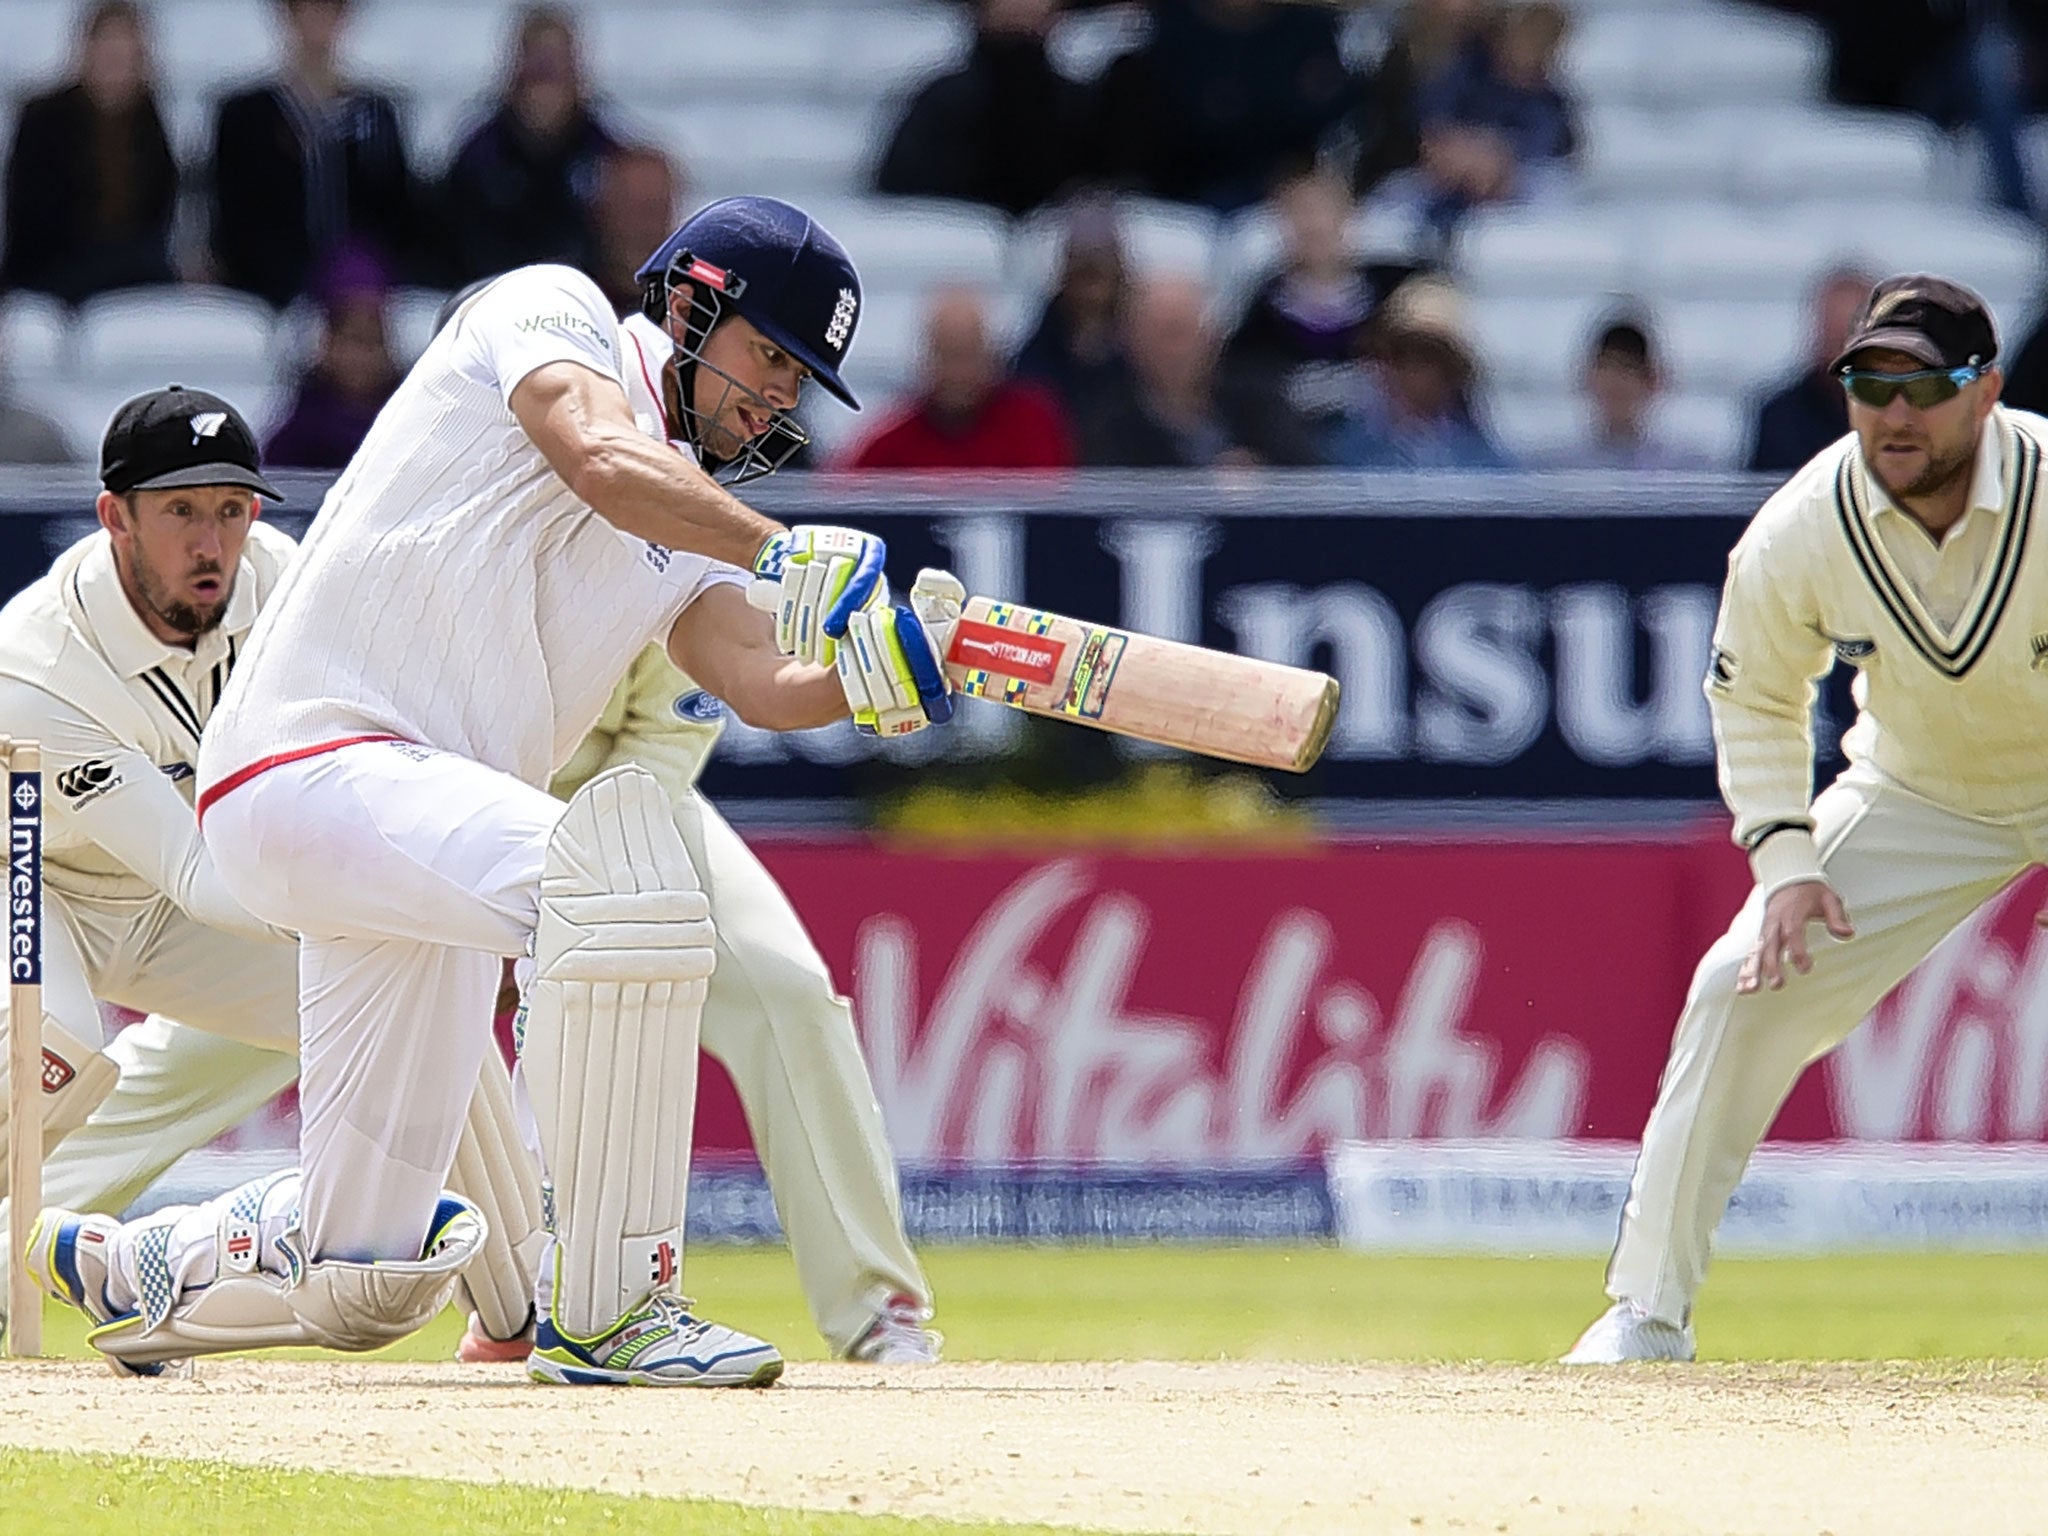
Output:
[1561, 1301, 1696, 1364]
[846, 1292, 942, 1364]
[529, 1293, 783, 1387]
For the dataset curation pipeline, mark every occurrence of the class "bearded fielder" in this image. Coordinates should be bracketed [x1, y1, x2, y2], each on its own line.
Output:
[1567, 276, 2048, 1363]
[0, 389, 543, 1355]
[28, 197, 956, 1383]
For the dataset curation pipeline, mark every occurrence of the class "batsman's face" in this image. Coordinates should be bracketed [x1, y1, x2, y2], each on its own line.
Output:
[97, 485, 254, 645]
[669, 291, 809, 464]
[1846, 347, 2001, 506]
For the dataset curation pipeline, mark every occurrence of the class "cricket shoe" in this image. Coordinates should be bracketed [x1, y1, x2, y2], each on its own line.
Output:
[845, 1293, 942, 1364]
[1561, 1301, 1696, 1364]
[23, 1208, 185, 1378]
[529, 1293, 783, 1387]
[456, 1310, 536, 1364]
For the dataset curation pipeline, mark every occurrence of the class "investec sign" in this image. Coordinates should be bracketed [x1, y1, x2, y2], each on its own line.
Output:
[9, 771, 38, 985]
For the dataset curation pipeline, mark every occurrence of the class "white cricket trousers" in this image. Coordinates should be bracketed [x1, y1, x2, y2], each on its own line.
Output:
[206, 740, 560, 1263]
[1609, 762, 2048, 1325]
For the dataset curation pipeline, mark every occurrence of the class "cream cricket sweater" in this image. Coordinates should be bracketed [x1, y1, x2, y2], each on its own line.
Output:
[1708, 404, 2048, 891]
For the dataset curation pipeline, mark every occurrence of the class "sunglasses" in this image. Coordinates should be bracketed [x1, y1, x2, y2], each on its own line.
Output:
[1837, 366, 1981, 410]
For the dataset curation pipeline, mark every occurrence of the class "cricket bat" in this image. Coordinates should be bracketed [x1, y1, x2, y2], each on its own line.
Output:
[751, 581, 1340, 773]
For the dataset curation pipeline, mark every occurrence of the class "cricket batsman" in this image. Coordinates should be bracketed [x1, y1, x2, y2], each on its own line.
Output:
[29, 196, 957, 1384]
[0, 388, 544, 1351]
[1567, 276, 2048, 1363]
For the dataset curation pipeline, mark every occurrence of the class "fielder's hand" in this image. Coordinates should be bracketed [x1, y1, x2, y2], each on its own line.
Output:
[1737, 879, 1855, 994]
[749, 525, 888, 668]
[835, 569, 963, 737]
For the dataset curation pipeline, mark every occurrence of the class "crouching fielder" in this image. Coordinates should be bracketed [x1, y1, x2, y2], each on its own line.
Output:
[30, 198, 953, 1383]
[1566, 277, 2048, 1363]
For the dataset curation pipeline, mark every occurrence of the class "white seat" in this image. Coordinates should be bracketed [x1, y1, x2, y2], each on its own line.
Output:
[1577, 107, 1745, 203]
[1740, 108, 1943, 204]
[1481, 391, 1581, 460]
[1657, 389, 1749, 466]
[642, 102, 874, 202]
[1562, 4, 1824, 108]
[1785, 204, 2047, 327]
[1007, 197, 1220, 306]
[342, 0, 509, 99]
[153, 0, 279, 100]
[74, 288, 278, 384]
[46, 378, 285, 460]
[1467, 293, 1628, 391]
[1659, 298, 1807, 395]
[0, 292, 72, 385]
[1635, 208, 1830, 304]
[1455, 208, 1632, 298]
[796, 197, 1010, 290]
[0, 0, 76, 100]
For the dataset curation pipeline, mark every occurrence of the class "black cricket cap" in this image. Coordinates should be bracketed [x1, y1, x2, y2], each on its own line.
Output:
[100, 385, 283, 500]
[1831, 275, 1999, 374]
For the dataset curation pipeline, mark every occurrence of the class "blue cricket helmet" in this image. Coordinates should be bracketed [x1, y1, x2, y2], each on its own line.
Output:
[637, 196, 863, 411]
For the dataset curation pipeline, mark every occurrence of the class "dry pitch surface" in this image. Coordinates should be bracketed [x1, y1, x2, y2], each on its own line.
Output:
[3, 1357, 2044, 1534]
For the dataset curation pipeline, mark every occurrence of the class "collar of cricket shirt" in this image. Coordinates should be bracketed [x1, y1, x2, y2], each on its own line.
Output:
[73, 531, 254, 681]
[1833, 408, 2040, 678]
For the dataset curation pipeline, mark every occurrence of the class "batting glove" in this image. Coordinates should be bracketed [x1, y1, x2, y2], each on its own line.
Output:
[835, 569, 963, 737]
[749, 525, 888, 668]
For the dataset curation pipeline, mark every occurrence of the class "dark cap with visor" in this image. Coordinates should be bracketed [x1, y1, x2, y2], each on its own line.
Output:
[1830, 275, 1999, 374]
[99, 385, 283, 500]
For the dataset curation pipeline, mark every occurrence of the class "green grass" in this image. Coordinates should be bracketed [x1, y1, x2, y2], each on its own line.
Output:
[23, 1242, 2048, 1364]
[0, 1449, 1134, 1536]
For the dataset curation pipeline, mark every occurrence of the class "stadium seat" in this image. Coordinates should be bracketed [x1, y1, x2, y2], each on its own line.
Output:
[1740, 108, 1943, 204]
[0, 292, 73, 386]
[801, 198, 1009, 291]
[152, 0, 278, 100]
[0, 0, 76, 101]
[1576, 108, 1748, 204]
[1007, 198, 1220, 306]
[1455, 208, 1632, 299]
[1562, 4, 1824, 109]
[1785, 204, 2047, 326]
[1635, 209, 1832, 305]
[1658, 297, 1807, 396]
[73, 288, 278, 384]
[343, 0, 508, 99]
[1466, 293, 1625, 392]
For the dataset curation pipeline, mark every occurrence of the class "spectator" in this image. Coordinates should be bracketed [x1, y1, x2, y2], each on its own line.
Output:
[1370, 1, 1577, 242]
[1324, 277, 1508, 467]
[874, 0, 1091, 216]
[1348, 0, 1493, 198]
[1, 1, 179, 304]
[1012, 197, 1138, 429]
[1082, 275, 1248, 468]
[844, 289, 1074, 471]
[2001, 298, 2048, 416]
[1218, 170, 1419, 465]
[210, 0, 420, 308]
[1546, 315, 1712, 471]
[440, 7, 621, 286]
[0, 332, 76, 464]
[591, 144, 683, 317]
[1746, 266, 1875, 474]
[1095, 0, 1354, 212]
[263, 258, 399, 469]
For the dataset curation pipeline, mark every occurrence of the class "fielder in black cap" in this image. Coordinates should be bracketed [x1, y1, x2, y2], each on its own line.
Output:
[1831, 274, 2003, 526]
[96, 384, 281, 644]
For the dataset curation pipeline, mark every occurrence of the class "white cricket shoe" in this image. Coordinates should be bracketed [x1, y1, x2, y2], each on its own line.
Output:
[529, 1293, 783, 1387]
[1561, 1301, 1696, 1364]
[846, 1292, 942, 1364]
[23, 1208, 123, 1325]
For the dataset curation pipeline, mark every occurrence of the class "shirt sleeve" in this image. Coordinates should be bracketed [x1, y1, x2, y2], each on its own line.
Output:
[459, 264, 626, 407]
[0, 678, 286, 943]
[1703, 522, 1837, 892]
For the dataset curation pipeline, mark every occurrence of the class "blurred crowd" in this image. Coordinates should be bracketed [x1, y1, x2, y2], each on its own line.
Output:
[2, 0, 2047, 478]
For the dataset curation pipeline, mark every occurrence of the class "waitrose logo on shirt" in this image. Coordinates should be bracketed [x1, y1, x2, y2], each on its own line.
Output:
[516, 312, 611, 351]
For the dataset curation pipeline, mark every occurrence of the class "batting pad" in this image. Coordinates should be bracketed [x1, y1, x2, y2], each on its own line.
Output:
[519, 766, 714, 1340]
[0, 1015, 118, 1200]
[448, 1046, 546, 1343]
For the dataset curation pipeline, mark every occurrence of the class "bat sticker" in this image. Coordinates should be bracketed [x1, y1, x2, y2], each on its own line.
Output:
[947, 612, 1065, 685]
[1059, 628, 1127, 719]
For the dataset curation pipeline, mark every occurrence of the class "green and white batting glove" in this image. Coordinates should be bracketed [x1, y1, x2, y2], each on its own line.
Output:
[835, 569, 964, 737]
[749, 525, 888, 668]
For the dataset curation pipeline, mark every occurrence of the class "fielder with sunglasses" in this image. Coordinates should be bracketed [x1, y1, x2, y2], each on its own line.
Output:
[1567, 275, 2038, 1363]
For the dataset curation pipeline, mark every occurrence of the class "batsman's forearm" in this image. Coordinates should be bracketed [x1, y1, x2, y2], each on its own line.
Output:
[746, 662, 851, 733]
[573, 426, 783, 569]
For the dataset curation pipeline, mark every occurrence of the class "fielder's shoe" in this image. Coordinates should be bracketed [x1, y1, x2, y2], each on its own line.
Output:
[529, 1293, 783, 1387]
[845, 1293, 943, 1364]
[1561, 1301, 1696, 1364]
[456, 1310, 536, 1364]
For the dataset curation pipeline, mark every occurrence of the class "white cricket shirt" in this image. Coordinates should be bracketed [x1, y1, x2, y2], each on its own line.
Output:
[1708, 404, 2048, 891]
[199, 264, 745, 801]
